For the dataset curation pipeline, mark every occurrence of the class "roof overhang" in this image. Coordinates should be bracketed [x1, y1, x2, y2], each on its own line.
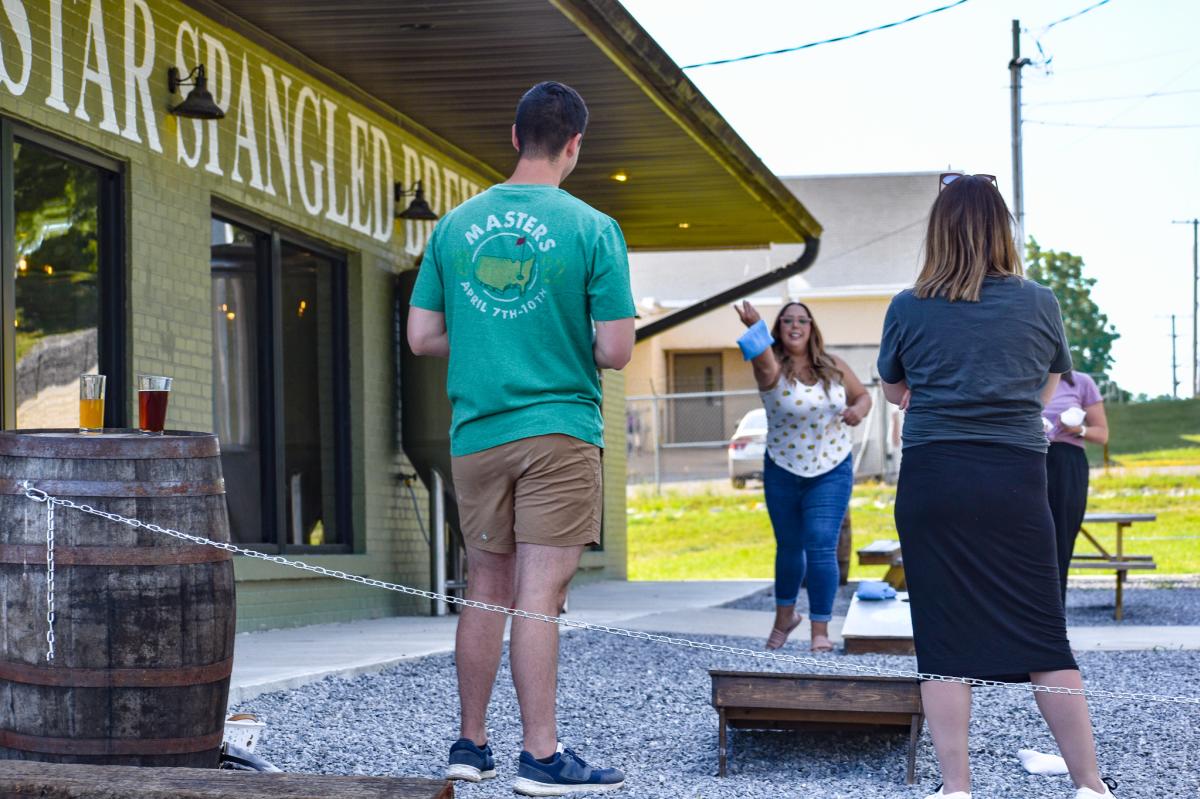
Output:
[196, 0, 821, 250]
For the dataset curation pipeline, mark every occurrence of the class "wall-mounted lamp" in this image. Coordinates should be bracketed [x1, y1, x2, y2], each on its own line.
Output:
[167, 65, 225, 120]
[394, 181, 439, 221]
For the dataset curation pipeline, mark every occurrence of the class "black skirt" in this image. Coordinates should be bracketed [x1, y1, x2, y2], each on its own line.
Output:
[895, 441, 1077, 682]
[1047, 442, 1091, 600]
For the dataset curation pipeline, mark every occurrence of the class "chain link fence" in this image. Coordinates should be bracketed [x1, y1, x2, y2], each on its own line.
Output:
[626, 382, 900, 489]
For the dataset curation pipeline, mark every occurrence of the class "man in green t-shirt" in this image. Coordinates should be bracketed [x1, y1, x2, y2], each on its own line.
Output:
[408, 81, 634, 796]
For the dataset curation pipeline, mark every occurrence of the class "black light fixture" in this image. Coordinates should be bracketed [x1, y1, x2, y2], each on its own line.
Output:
[395, 181, 439, 221]
[167, 65, 225, 120]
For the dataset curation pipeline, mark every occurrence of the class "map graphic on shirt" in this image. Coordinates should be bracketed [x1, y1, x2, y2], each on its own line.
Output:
[473, 233, 537, 298]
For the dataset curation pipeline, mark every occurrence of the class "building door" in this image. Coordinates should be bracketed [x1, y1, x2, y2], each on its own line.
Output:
[670, 352, 724, 443]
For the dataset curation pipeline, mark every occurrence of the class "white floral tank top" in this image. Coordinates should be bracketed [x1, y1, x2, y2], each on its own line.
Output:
[761, 376, 852, 477]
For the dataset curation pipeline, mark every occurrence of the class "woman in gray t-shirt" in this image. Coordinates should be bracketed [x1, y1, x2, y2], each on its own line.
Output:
[877, 174, 1113, 799]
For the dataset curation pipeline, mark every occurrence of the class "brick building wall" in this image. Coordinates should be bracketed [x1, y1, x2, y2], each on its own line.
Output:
[0, 0, 629, 630]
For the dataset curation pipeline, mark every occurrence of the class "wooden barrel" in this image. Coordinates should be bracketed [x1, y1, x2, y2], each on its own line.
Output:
[0, 430, 235, 768]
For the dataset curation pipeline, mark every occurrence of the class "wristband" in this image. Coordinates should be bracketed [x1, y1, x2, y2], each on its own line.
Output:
[737, 319, 774, 361]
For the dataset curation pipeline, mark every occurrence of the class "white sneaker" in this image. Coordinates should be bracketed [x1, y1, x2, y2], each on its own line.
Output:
[925, 789, 971, 799]
[1075, 779, 1117, 799]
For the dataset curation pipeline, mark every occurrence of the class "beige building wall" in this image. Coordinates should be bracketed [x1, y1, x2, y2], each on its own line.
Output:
[628, 293, 894, 398]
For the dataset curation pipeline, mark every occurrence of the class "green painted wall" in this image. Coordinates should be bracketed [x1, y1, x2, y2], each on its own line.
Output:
[0, 0, 627, 630]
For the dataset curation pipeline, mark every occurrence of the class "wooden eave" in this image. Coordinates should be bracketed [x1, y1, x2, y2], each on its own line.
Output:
[196, 0, 822, 250]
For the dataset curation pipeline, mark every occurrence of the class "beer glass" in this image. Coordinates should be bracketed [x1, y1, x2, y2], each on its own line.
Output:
[137, 374, 172, 434]
[79, 374, 106, 434]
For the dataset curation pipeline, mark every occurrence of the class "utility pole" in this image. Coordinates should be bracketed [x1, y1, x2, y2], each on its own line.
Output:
[1170, 314, 1179, 399]
[1173, 218, 1199, 396]
[1009, 20, 1031, 258]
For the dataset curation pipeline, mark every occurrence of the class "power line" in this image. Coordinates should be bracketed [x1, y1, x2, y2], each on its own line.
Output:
[1024, 88, 1200, 106]
[1056, 55, 1200, 147]
[1027, 0, 1116, 70]
[1027, 119, 1200, 129]
[681, 0, 970, 70]
[1041, 0, 1113, 32]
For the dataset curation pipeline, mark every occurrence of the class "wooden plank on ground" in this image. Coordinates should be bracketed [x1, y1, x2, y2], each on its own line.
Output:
[0, 761, 453, 799]
[841, 594, 914, 655]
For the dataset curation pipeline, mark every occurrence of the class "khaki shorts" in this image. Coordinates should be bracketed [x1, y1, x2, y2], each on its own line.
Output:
[451, 434, 602, 554]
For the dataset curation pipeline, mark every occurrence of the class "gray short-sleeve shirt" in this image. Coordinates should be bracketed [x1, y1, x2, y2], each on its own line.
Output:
[877, 276, 1072, 452]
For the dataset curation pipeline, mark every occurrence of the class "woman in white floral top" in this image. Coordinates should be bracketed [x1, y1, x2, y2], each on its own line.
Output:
[735, 300, 871, 652]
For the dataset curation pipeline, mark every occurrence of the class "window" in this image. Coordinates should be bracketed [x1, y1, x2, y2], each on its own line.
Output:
[1, 122, 125, 428]
[211, 211, 351, 551]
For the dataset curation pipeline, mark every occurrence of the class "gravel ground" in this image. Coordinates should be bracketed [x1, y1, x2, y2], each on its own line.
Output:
[723, 583, 1200, 626]
[234, 631, 1198, 798]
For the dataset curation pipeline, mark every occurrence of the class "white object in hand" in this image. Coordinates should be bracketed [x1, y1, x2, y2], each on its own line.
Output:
[1060, 406, 1086, 427]
[1042, 416, 1054, 434]
[1017, 748, 1069, 775]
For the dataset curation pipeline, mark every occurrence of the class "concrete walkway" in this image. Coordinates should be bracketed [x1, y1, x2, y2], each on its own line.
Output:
[229, 579, 1200, 705]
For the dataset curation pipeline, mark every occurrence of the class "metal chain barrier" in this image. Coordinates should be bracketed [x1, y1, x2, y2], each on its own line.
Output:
[17, 482, 1200, 707]
[44, 498, 56, 662]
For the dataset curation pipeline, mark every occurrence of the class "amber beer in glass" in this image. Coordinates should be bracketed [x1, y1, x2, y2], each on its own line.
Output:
[79, 374, 105, 434]
[137, 375, 172, 434]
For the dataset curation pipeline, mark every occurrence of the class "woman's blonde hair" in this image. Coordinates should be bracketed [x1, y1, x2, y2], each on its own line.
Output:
[915, 175, 1023, 302]
[770, 302, 843, 390]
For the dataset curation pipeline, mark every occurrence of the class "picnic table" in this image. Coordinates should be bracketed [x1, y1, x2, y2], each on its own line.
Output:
[856, 511, 1158, 622]
[1071, 512, 1158, 621]
[857, 540, 905, 589]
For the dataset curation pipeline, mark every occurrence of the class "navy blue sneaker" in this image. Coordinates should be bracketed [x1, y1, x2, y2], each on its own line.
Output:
[445, 737, 497, 782]
[513, 743, 625, 796]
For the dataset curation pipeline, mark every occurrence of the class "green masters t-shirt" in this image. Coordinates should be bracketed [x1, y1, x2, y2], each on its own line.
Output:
[409, 183, 636, 456]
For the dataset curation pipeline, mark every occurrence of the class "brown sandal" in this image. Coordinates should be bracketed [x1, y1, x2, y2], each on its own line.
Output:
[810, 636, 834, 653]
[765, 611, 803, 650]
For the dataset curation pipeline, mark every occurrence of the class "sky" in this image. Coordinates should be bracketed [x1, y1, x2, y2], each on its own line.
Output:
[621, 0, 1200, 398]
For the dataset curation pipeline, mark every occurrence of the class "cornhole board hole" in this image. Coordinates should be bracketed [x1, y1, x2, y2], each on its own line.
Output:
[709, 671, 924, 784]
[841, 593, 915, 655]
[0, 761, 454, 799]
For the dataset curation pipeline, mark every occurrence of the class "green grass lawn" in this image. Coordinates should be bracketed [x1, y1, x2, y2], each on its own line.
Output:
[629, 398, 1200, 581]
[1087, 398, 1200, 466]
[628, 471, 1200, 582]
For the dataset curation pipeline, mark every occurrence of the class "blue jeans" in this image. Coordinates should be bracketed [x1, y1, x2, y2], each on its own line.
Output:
[763, 453, 853, 622]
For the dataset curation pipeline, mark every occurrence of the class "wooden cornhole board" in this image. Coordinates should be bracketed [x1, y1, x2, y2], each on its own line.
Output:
[709, 670, 924, 784]
[841, 593, 915, 655]
[0, 761, 454, 799]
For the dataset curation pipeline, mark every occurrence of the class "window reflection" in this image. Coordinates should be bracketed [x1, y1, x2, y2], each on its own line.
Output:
[13, 141, 101, 428]
[281, 243, 339, 547]
[212, 219, 262, 544]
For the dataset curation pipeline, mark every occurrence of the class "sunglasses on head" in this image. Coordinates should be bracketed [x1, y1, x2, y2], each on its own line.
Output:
[940, 172, 998, 192]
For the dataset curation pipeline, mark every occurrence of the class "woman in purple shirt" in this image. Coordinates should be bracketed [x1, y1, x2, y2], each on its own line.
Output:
[1044, 371, 1109, 600]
